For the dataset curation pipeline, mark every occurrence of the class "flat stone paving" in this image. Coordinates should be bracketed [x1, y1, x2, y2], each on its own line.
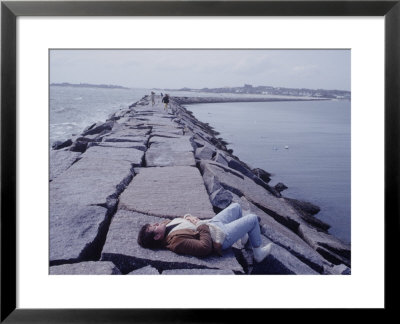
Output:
[118, 166, 215, 219]
[80, 146, 144, 165]
[94, 141, 147, 151]
[50, 145, 143, 263]
[49, 149, 81, 181]
[101, 211, 243, 274]
[162, 269, 235, 275]
[127, 265, 160, 275]
[146, 136, 195, 167]
[50, 156, 135, 207]
[103, 128, 150, 139]
[50, 261, 121, 275]
[50, 204, 109, 262]
[102, 135, 148, 144]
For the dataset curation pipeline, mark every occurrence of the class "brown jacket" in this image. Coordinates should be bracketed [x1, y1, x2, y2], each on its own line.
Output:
[163, 224, 214, 257]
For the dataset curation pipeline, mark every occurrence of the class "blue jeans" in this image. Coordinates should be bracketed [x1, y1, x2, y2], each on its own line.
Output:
[209, 203, 262, 249]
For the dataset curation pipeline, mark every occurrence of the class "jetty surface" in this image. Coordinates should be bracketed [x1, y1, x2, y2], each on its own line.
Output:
[49, 95, 351, 275]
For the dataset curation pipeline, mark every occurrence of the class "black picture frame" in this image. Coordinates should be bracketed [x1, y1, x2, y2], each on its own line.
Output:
[1, 0, 399, 322]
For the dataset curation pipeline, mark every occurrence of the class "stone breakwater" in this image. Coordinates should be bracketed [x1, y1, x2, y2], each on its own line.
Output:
[49, 95, 351, 275]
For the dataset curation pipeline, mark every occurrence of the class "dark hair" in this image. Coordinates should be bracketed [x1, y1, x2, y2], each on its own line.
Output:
[137, 224, 163, 249]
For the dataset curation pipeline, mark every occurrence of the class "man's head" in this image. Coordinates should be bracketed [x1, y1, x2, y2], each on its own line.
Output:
[137, 222, 167, 249]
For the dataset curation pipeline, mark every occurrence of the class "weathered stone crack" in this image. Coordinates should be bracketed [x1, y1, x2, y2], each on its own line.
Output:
[102, 253, 222, 274]
[251, 199, 301, 233]
[81, 159, 147, 262]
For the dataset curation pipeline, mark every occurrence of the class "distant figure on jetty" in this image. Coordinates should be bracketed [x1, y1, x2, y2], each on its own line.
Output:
[137, 203, 273, 262]
[162, 94, 170, 112]
[150, 91, 155, 106]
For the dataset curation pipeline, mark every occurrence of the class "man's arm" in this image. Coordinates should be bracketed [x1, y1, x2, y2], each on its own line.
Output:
[168, 225, 213, 257]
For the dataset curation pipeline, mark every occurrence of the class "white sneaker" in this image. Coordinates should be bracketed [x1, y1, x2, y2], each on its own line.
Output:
[253, 243, 273, 263]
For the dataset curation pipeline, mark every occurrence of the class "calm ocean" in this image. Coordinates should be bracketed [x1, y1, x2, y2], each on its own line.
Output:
[186, 100, 351, 244]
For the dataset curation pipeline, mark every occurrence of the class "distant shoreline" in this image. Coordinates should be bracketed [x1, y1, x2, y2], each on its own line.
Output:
[173, 96, 332, 105]
[166, 84, 351, 100]
[50, 82, 130, 90]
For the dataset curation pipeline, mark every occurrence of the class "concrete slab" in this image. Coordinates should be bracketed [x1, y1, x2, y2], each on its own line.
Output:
[148, 135, 193, 148]
[146, 136, 195, 167]
[102, 135, 148, 144]
[118, 166, 214, 219]
[298, 225, 351, 267]
[151, 125, 184, 135]
[50, 204, 109, 262]
[137, 115, 178, 127]
[50, 151, 137, 263]
[145, 148, 195, 167]
[107, 128, 151, 138]
[162, 269, 235, 275]
[195, 146, 215, 160]
[150, 132, 182, 138]
[128, 265, 160, 275]
[50, 261, 121, 275]
[250, 236, 319, 275]
[50, 157, 135, 206]
[93, 141, 147, 151]
[50, 149, 81, 181]
[101, 211, 243, 274]
[80, 146, 144, 165]
[111, 120, 148, 131]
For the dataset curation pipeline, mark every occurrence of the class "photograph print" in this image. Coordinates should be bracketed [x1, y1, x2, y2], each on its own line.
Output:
[49, 49, 351, 275]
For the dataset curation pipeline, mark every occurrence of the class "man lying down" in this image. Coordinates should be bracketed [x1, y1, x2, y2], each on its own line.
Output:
[137, 203, 273, 262]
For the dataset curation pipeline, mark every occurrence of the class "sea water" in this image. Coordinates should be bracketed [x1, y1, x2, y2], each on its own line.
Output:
[50, 86, 149, 145]
[186, 100, 351, 244]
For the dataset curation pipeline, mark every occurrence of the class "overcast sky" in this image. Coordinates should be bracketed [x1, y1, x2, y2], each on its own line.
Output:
[50, 49, 350, 91]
